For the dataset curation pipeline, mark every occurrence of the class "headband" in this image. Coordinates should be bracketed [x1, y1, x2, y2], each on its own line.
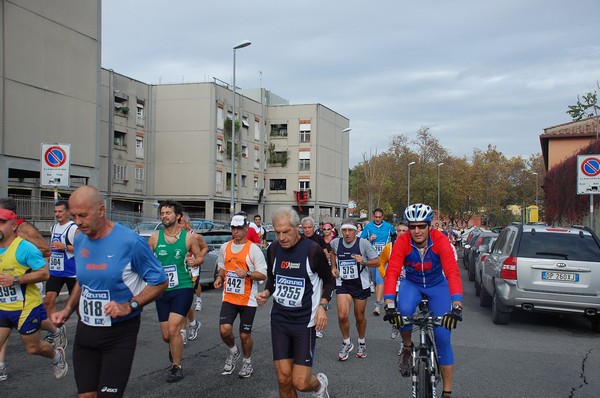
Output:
[341, 223, 358, 231]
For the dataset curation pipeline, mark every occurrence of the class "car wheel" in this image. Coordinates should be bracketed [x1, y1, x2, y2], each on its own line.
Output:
[468, 262, 475, 282]
[589, 315, 600, 333]
[492, 294, 511, 325]
[480, 285, 492, 308]
[474, 277, 481, 297]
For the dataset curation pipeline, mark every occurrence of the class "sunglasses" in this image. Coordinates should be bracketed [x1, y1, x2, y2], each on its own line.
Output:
[408, 224, 429, 231]
[323, 228, 331, 231]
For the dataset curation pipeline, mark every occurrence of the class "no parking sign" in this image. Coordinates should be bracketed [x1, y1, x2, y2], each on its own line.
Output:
[41, 143, 71, 187]
[577, 155, 600, 194]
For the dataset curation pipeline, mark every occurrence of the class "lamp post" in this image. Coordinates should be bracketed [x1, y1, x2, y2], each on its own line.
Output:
[230, 40, 251, 216]
[532, 172, 538, 205]
[437, 162, 444, 223]
[407, 161, 416, 207]
[339, 128, 352, 225]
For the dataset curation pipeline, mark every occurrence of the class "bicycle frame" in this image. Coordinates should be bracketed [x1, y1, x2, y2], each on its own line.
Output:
[402, 297, 443, 398]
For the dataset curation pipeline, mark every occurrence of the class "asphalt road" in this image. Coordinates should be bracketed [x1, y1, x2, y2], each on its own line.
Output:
[2, 267, 600, 397]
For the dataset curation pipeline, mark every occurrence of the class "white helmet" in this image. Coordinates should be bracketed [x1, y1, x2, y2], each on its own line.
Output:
[404, 203, 434, 224]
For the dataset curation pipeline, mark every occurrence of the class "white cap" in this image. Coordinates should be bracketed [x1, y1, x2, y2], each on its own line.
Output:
[230, 215, 247, 227]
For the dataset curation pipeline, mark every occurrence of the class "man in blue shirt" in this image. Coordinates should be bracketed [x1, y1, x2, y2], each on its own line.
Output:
[360, 208, 396, 315]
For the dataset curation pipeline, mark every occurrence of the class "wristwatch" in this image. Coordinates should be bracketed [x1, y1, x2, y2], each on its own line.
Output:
[452, 303, 463, 311]
[246, 270, 252, 277]
[320, 303, 330, 311]
[129, 300, 140, 311]
[13, 276, 19, 286]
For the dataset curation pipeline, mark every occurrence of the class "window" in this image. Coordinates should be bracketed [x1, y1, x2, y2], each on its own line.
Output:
[135, 167, 144, 181]
[242, 116, 250, 128]
[298, 151, 310, 171]
[254, 118, 261, 141]
[270, 124, 288, 137]
[216, 171, 223, 193]
[299, 123, 311, 143]
[114, 131, 126, 147]
[269, 179, 286, 191]
[113, 164, 127, 181]
[114, 95, 129, 116]
[135, 137, 144, 158]
[217, 107, 224, 130]
[241, 175, 247, 187]
[216, 139, 224, 162]
[242, 145, 248, 158]
[254, 148, 260, 169]
[253, 177, 260, 197]
[299, 180, 310, 190]
[226, 172, 233, 191]
[136, 102, 145, 126]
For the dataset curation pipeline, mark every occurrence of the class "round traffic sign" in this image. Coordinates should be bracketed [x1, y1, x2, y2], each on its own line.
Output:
[44, 146, 67, 168]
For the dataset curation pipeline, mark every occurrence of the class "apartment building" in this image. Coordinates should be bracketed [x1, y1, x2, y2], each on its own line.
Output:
[0, 0, 350, 224]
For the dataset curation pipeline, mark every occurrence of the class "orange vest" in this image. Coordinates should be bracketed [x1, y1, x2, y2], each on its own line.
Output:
[222, 241, 256, 306]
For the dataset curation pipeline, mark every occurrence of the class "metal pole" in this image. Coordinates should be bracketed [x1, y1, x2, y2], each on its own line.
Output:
[407, 161, 415, 207]
[230, 40, 251, 217]
[437, 162, 444, 223]
[532, 172, 538, 206]
[339, 128, 351, 225]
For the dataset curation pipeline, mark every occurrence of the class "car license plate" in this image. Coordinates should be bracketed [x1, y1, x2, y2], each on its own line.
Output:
[541, 271, 580, 282]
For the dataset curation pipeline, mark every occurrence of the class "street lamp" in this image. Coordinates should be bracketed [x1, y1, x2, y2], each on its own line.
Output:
[437, 162, 444, 223]
[339, 127, 352, 225]
[407, 161, 416, 207]
[230, 39, 251, 216]
[532, 172, 538, 205]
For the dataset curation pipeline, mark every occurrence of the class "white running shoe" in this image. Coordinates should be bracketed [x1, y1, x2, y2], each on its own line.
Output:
[180, 329, 188, 346]
[337, 341, 354, 361]
[314, 373, 330, 398]
[53, 347, 68, 380]
[238, 360, 253, 378]
[391, 325, 400, 339]
[0, 364, 7, 381]
[195, 298, 202, 311]
[221, 347, 241, 375]
[188, 320, 201, 341]
[316, 330, 324, 338]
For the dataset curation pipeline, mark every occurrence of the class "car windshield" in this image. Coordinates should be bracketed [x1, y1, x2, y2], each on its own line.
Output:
[518, 231, 600, 261]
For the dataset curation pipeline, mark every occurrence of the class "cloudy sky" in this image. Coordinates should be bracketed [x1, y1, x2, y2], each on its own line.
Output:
[102, 0, 600, 167]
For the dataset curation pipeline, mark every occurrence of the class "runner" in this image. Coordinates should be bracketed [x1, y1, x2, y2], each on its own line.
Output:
[256, 207, 334, 398]
[0, 208, 68, 380]
[214, 215, 266, 377]
[148, 201, 204, 382]
[50, 186, 168, 397]
[331, 219, 379, 360]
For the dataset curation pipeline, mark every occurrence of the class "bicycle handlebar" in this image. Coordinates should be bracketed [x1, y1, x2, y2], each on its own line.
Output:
[401, 314, 444, 327]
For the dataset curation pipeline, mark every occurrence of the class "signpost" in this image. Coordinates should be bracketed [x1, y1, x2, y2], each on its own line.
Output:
[577, 155, 600, 230]
[41, 143, 71, 201]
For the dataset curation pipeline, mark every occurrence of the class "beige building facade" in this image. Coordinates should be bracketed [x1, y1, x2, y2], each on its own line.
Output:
[0, 0, 350, 225]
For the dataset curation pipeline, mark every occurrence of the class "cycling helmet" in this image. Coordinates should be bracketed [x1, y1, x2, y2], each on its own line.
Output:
[404, 203, 434, 224]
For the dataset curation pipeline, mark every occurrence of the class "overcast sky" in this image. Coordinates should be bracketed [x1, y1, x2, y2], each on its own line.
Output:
[102, 0, 600, 167]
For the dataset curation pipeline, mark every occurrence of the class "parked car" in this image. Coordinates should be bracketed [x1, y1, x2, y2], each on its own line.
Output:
[474, 236, 498, 297]
[461, 228, 483, 269]
[479, 223, 600, 331]
[133, 221, 162, 233]
[466, 231, 498, 282]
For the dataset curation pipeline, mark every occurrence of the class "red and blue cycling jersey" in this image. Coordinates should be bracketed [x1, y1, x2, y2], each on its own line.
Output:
[384, 228, 463, 302]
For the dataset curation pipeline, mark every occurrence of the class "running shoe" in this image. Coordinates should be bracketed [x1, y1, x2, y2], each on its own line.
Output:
[54, 325, 67, 350]
[43, 332, 54, 346]
[0, 364, 7, 381]
[369, 282, 375, 293]
[166, 364, 184, 383]
[316, 330, 324, 338]
[188, 320, 201, 341]
[195, 298, 203, 311]
[238, 361, 253, 378]
[390, 325, 400, 339]
[337, 341, 354, 361]
[398, 344, 413, 377]
[180, 329, 188, 346]
[314, 373, 330, 398]
[53, 347, 68, 380]
[355, 343, 367, 358]
[373, 305, 381, 316]
[221, 347, 241, 375]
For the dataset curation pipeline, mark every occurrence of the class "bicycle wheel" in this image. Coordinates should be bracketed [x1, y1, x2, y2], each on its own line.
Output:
[417, 360, 432, 398]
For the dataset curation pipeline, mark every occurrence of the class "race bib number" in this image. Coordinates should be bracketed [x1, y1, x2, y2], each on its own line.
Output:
[225, 271, 245, 295]
[273, 275, 305, 308]
[339, 258, 359, 280]
[0, 284, 24, 304]
[164, 265, 179, 288]
[79, 286, 111, 327]
[374, 242, 385, 255]
[49, 252, 65, 272]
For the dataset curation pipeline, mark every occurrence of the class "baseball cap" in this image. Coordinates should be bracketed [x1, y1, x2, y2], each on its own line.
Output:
[0, 209, 18, 221]
[230, 215, 247, 227]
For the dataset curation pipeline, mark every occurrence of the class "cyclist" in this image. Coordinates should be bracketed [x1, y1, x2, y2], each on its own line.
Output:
[383, 203, 463, 398]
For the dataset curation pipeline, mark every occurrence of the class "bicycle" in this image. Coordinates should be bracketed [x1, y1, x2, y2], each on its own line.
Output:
[399, 296, 443, 398]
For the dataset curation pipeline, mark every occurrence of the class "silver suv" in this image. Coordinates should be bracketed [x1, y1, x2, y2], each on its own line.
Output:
[479, 223, 600, 331]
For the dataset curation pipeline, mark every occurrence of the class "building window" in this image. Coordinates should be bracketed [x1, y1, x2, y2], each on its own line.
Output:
[242, 116, 250, 129]
[226, 172, 233, 191]
[217, 107, 224, 130]
[254, 118, 261, 141]
[241, 175, 247, 187]
[241, 145, 248, 158]
[114, 94, 129, 116]
[114, 131, 126, 147]
[299, 123, 311, 143]
[298, 151, 310, 171]
[135, 167, 144, 181]
[270, 124, 288, 137]
[254, 149, 260, 169]
[136, 102, 145, 126]
[269, 179, 286, 191]
[135, 137, 144, 158]
[299, 180, 310, 191]
[113, 164, 127, 181]
[216, 171, 223, 193]
[217, 139, 224, 162]
[253, 177, 260, 197]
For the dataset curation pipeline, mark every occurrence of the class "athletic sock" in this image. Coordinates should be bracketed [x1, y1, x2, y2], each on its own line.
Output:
[230, 346, 238, 354]
[358, 338, 366, 345]
[343, 338, 351, 345]
[189, 320, 197, 327]
[243, 357, 251, 363]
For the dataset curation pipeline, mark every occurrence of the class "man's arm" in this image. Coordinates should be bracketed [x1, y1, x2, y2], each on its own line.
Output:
[104, 280, 168, 318]
[18, 222, 51, 257]
[186, 233, 205, 267]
